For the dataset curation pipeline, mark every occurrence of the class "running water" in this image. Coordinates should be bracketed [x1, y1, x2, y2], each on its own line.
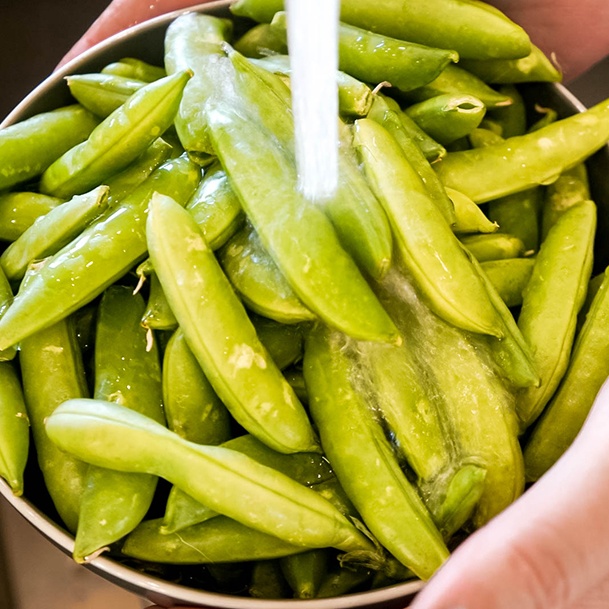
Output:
[286, 0, 340, 203]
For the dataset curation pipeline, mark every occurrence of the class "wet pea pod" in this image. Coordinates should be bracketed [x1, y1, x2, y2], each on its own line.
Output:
[39, 70, 191, 199]
[101, 57, 166, 82]
[147, 193, 318, 454]
[0, 105, 99, 191]
[480, 258, 536, 308]
[353, 118, 503, 338]
[434, 97, 609, 204]
[459, 233, 527, 262]
[233, 22, 288, 57]
[303, 324, 449, 580]
[46, 398, 377, 556]
[218, 220, 316, 325]
[446, 188, 499, 235]
[486, 85, 527, 138]
[516, 200, 597, 430]
[19, 316, 89, 531]
[0, 268, 16, 362]
[0, 154, 200, 352]
[231, 0, 531, 60]
[0, 192, 63, 242]
[524, 267, 609, 481]
[280, 549, 329, 599]
[0, 362, 29, 496]
[250, 313, 305, 370]
[139, 269, 178, 332]
[0, 185, 110, 282]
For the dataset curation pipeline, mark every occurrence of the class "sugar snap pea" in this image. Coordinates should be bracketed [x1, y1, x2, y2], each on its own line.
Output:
[480, 258, 536, 308]
[139, 271, 178, 332]
[447, 187, 499, 235]
[46, 398, 376, 555]
[146, 193, 318, 454]
[0, 154, 200, 352]
[280, 549, 329, 599]
[250, 314, 304, 370]
[460, 233, 527, 262]
[0, 192, 63, 242]
[39, 70, 191, 199]
[0, 268, 15, 362]
[101, 57, 166, 82]
[486, 85, 527, 138]
[233, 22, 288, 57]
[249, 559, 291, 598]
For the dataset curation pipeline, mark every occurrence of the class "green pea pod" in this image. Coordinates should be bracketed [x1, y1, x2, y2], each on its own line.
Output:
[101, 57, 166, 82]
[460, 233, 527, 262]
[404, 93, 487, 146]
[233, 22, 288, 57]
[528, 105, 559, 132]
[0, 192, 63, 242]
[205, 53, 399, 343]
[19, 317, 89, 532]
[459, 44, 562, 84]
[0, 185, 110, 282]
[480, 258, 536, 308]
[39, 70, 191, 199]
[140, 271, 178, 332]
[0, 105, 99, 191]
[72, 286, 164, 563]
[123, 516, 307, 564]
[162, 328, 231, 445]
[251, 314, 304, 370]
[185, 161, 244, 250]
[353, 118, 503, 338]
[400, 64, 513, 109]
[487, 85, 527, 138]
[280, 549, 330, 599]
[231, 0, 531, 60]
[218, 221, 316, 325]
[0, 362, 29, 495]
[446, 187, 499, 235]
[524, 267, 609, 480]
[0, 268, 16, 362]
[147, 193, 318, 454]
[435, 97, 609, 203]
[0, 154, 200, 352]
[516, 200, 597, 429]
[46, 398, 375, 555]
[66, 73, 147, 118]
[468, 127, 505, 148]
[304, 325, 449, 580]
[284, 366, 308, 404]
[317, 565, 374, 599]
[250, 559, 291, 599]
[164, 12, 233, 157]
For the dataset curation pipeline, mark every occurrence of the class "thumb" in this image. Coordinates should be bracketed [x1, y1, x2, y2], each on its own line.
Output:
[410, 378, 609, 609]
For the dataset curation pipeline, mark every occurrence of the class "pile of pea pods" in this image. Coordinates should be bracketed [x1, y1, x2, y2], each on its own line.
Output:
[2, 0, 609, 600]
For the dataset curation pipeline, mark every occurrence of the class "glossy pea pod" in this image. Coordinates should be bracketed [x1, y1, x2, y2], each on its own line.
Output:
[46, 398, 377, 556]
[72, 285, 165, 563]
[39, 70, 191, 199]
[486, 85, 527, 138]
[250, 313, 304, 370]
[19, 317, 89, 532]
[0, 154, 200, 352]
[0, 105, 99, 191]
[0, 185, 110, 282]
[516, 200, 597, 430]
[280, 549, 330, 599]
[480, 258, 536, 308]
[0, 192, 63, 242]
[233, 22, 288, 57]
[101, 57, 166, 82]
[303, 324, 449, 581]
[524, 267, 609, 480]
[0, 268, 16, 362]
[205, 51, 398, 343]
[446, 187, 499, 235]
[353, 118, 503, 338]
[231, 0, 531, 60]
[459, 233, 527, 262]
[146, 193, 318, 454]
[139, 270, 178, 332]
[434, 97, 609, 203]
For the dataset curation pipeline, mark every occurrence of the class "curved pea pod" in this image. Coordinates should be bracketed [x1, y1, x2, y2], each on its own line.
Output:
[234, 22, 288, 57]
[162, 328, 231, 445]
[354, 118, 503, 338]
[446, 187, 499, 235]
[206, 57, 398, 343]
[73, 286, 164, 563]
[66, 73, 146, 118]
[140, 271, 178, 332]
[480, 258, 536, 309]
[19, 317, 89, 531]
[0, 362, 29, 495]
[123, 516, 307, 564]
[46, 398, 376, 555]
[377, 269, 525, 527]
[231, 0, 531, 60]
[0, 105, 99, 191]
[528, 105, 559, 132]
[468, 127, 505, 148]
[516, 200, 597, 430]
[147, 193, 318, 454]
[435, 97, 609, 203]
[0, 185, 110, 282]
[401, 64, 513, 109]
[524, 267, 609, 480]
[164, 12, 233, 157]
[0, 192, 63, 242]
[541, 163, 590, 240]
[459, 44, 562, 84]
[39, 70, 191, 199]
[404, 93, 487, 146]
[280, 549, 329, 599]
[459, 233, 527, 263]
[304, 325, 449, 580]
[251, 314, 304, 370]
[0, 154, 200, 352]
[101, 57, 166, 82]
[185, 161, 244, 250]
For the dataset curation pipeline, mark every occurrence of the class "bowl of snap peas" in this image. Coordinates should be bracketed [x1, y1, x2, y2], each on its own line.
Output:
[2, 0, 609, 607]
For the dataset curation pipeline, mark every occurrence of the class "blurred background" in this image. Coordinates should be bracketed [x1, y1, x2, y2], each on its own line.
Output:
[0, 1, 609, 608]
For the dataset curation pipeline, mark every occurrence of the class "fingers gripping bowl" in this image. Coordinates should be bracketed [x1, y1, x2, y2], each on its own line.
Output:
[2, 0, 609, 607]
